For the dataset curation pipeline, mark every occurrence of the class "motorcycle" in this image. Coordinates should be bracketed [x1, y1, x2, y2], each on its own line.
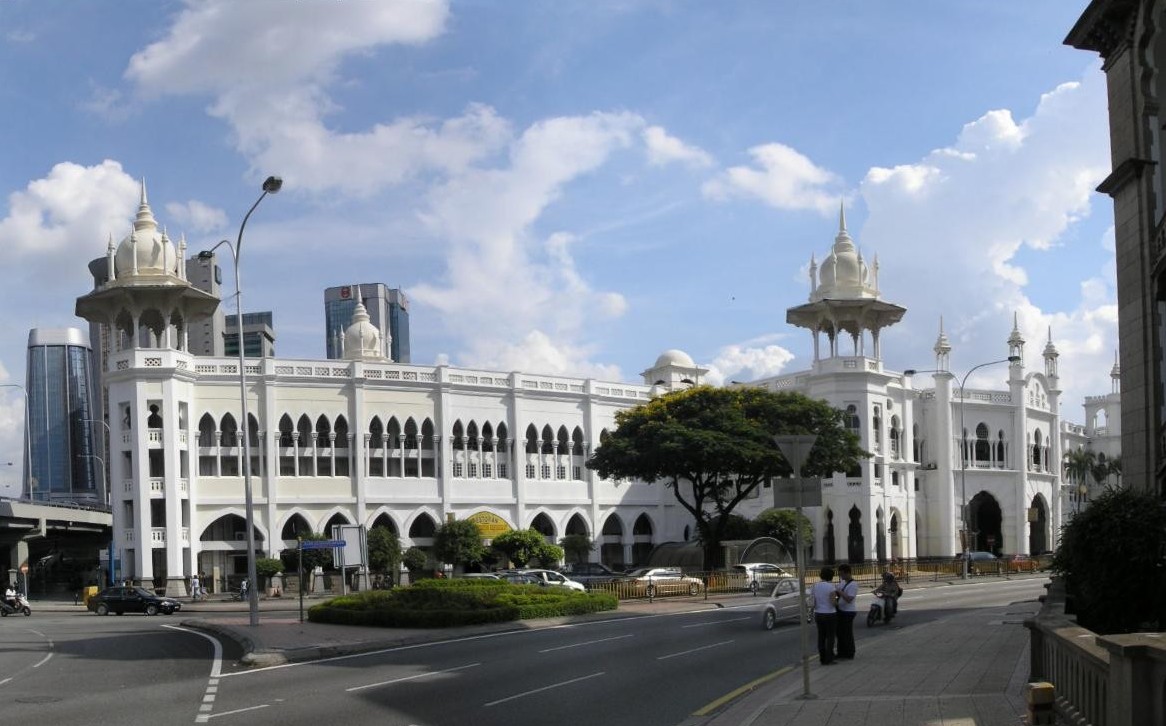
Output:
[1, 594, 31, 617]
[866, 588, 897, 627]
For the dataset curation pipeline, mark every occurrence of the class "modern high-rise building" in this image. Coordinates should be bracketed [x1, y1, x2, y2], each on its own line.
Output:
[25, 328, 99, 503]
[324, 283, 410, 363]
[187, 251, 227, 357]
[224, 312, 275, 358]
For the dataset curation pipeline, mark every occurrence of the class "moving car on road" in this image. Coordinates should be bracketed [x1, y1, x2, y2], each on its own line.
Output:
[87, 586, 183, 616]
[760, 578, 813, 630]
[503, 569, 586, 592]
[560, 562, 628, 589]
[956, 551, 1000, 575]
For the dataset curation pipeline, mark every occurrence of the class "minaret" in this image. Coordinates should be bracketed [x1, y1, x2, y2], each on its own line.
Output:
[1043, 327, 1059, 385]
[1008, 312, 1025, 361]
[1111, 350, 1121, 394]
[934, 316, 951, 373]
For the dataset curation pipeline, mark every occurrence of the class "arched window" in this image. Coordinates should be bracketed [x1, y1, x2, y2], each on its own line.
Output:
[1031, 429, 1043, 470]
[198, 413, 216, 447]
[996, 430, 1006, 467]
[975, 423, 990, 464]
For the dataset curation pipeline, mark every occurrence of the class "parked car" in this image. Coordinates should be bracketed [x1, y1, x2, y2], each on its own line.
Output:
[560, 562, 628, 588]
[732, 562, 794, 593]
[87, 586, 183, 616]
[760, 578, 814, 630]
[1004, 554, 1038, 573]
[503, 568, 586, 592]
[497, 572, 542, 586]
[956, 551, 999, 575]
[455, 572, 502, 580]
[623, 567, 705, 597]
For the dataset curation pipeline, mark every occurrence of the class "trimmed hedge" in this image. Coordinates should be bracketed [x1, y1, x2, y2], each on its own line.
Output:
[308, 580, 617, 627]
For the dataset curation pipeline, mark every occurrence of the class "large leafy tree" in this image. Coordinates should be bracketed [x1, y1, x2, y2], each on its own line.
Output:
[367, 525, 402, 577]
[492, 528, 557, 568]
[587, 386, 866, 569]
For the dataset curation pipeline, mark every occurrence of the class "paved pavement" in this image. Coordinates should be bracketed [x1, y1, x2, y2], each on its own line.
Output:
[28, 573, 1049, 725]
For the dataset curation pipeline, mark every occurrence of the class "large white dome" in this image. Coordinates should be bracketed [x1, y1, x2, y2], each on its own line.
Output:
[113, 184, 178, 279]
[654, 349, 696, 369]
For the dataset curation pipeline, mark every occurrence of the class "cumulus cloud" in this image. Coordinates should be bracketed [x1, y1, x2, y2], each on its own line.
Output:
[643, 126, 713, 168]
[703, 142, 844, 214]
[857, 71, 1114, 414]
[703, 335, 796, 387]
[164, 199, 228, 233]
[411, 112, 640, 375]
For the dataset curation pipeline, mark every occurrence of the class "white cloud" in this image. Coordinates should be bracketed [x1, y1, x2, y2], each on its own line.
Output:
[702, 142, 844, 214]
[703, 336, 796, 387]
[857, 70, 1115, 415]
[411, 112, 640, 376]
[643, 126, 713, 168]
[164, 199, 228, 233]
[0, 160, 138, 259]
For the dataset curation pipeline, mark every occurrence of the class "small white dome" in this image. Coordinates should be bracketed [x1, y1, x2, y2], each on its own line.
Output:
[655, 349, 695, 368]
[343, 299, 383, 360]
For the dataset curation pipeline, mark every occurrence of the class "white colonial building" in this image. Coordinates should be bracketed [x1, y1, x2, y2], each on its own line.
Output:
[72, 190, 1116, 593]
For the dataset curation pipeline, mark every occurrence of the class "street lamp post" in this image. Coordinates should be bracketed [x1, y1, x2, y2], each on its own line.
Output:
[81, 418, 114, 585]
[206, 176, 282, 628]
[955, 356, 1019, 579]
[906, 355, 1019, 579]
[1, 384, 32, 501]
[78, 453, 110, 583]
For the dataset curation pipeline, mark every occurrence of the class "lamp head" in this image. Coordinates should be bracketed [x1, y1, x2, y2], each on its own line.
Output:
[904, 369, 917, 376]
[262, 176, 283, 194]
[1008, 355, 1021, 363]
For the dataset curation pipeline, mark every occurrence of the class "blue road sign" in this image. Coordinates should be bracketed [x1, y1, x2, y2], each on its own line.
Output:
[302, 539, 346, 550]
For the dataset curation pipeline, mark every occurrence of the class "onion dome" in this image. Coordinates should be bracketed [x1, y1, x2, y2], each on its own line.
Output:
[653, 349, 696, 369]
[933, 317, 952, 357]
[343, 290, 384, 361]
[811, 203, 876, 302]
[113, 180, 179, 279]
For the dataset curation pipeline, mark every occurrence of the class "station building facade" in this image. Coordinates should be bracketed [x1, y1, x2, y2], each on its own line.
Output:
[72, 189, 1115, 593]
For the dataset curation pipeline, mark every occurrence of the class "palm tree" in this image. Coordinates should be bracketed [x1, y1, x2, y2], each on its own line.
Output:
[1063, 447, 1095, 514]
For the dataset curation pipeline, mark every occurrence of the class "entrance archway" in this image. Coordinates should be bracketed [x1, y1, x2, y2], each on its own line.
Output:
[1028, 496, 1048, 554]
[847, 506, 864, 563]
[968, 491, 1003, 555]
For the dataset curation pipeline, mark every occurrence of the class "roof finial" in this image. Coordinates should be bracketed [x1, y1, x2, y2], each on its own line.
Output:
[839, 200, 846, 233]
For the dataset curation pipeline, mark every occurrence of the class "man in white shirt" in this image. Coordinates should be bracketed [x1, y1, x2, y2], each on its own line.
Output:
[810, 567, 839, 665]
[835, 564, 859, 659]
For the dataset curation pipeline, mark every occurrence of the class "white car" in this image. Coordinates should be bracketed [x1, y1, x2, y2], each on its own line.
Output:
[507, 568, 586, 592]
[760, 578, 813, 630]
[732, 562, 794, 594]
[624, 567, 705, 597]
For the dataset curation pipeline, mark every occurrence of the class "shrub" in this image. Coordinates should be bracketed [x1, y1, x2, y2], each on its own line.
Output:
[1052, 486, 1166, 633]
[306, 579, 617, 627]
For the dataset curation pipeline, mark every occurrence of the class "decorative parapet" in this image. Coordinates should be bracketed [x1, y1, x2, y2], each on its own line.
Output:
[1026, 578, 1166, 726]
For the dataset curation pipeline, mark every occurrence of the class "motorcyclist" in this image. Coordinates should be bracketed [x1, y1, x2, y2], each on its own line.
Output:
[2, 584, 16, 613]
[873, 571, 902, 618]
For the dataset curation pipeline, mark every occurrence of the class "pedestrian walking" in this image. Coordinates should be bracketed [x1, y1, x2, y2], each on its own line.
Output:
[811, 566, 839, 665]
[835, 563, 859, 659]
[190, 573, 202, 601]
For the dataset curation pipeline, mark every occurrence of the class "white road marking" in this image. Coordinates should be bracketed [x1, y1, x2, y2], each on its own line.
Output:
[538, 634, 633, 652]
[347, 662, 481, 693]
[162, 624, 223, 724]
[683, 617, 750, 628]
[205, 704, 270, 720]
[658, 640, 735, 660]
[484, 671, 605, 707]
[32, 653, 52, 668]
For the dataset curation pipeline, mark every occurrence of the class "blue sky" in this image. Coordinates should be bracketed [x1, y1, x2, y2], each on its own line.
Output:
[0, 1, 1114, 496]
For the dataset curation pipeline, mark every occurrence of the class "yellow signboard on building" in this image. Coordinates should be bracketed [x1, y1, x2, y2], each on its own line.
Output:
[466, 511, 512, 539]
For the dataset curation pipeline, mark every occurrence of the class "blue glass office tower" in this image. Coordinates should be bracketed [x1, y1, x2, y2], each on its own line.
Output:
[25, 328, 98, 502]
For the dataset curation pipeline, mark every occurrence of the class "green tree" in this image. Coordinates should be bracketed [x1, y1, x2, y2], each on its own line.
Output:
[280, 532, 333, 574]
[255, 557, 284, 589]
[433, 519, 486, 570]
[587, 386, 866, 569]
[533, 542, 565, 568]
[559, 534, 594, 565]
[367, 526, 402, 581]
[491, 528, 550, 568]
[1063, 447, 1094, 489]
[752, 508, 813, 553]
[1052, 486, 1166, 633]
[712, 513, 754, 541]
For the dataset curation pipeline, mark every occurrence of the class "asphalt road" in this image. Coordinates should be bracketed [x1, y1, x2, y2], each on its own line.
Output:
[0, 578, 1047, 725]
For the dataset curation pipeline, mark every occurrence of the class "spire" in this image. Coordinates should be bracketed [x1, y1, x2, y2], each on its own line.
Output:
[1007, 311, 1025, 358]
[1111, 350, 1121, 394]
[839, 200, 847, 234]
[933, 316, 951, 372]
[1043, 325, 1059, 378]
[134, 178, 157, 232]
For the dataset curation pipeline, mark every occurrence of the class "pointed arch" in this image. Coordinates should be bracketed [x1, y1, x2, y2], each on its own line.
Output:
[368, 510, 399, 536]
[631, 513, 655, 566]
[278, 414, 294, 447]
[847, 505, 864, 563]
[529, 512, 556, 538]
[452, 420, 465, 450]
[541, 424, 555, 454]
[368, 416, 384, 448]
[407, 511, 438, 539]
[198, 413, 216, 447]
[975, 423, 990, 463]
[496, 422, 509, 453]
[525, 424, 539, 454]
[279, 511, 313, 541]
[220, 413, 238, 447]
[481, 422, 494, 451]
[1028, 494, 1049, 555]
[565, 512, 589, 537]
[334, 415, 349, 449]
[572, 426, 585, 456]
[198, 510, 267, 543]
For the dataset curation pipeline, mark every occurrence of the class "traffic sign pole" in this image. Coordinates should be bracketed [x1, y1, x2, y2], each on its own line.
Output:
[773, 434, 819, 702]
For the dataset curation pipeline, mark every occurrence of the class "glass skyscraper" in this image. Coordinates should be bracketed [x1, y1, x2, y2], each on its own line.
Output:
[324, 283, 410, 363]
[25, 328, 99, 503]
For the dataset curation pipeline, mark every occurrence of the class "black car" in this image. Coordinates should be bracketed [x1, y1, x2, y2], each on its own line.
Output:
[87, 586, 183, 616]
[560, 563, 627, 588]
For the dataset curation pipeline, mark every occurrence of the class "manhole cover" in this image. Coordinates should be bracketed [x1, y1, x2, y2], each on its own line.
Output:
[15, 696, 62, 704]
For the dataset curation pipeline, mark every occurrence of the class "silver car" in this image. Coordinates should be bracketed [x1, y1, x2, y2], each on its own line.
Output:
[760, 579, 813, 630]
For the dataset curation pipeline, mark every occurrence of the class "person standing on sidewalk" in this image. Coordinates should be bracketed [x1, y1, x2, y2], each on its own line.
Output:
[835, 564, 859, 660]
[811, 567, 839, 665]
